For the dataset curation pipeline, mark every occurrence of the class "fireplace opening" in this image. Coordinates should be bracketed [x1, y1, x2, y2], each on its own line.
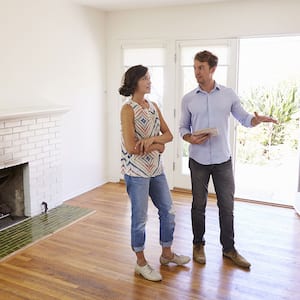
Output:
[0, 163, 28, 231]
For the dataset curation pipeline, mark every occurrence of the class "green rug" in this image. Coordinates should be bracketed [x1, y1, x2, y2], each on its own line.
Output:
[0, 204, 94, 260]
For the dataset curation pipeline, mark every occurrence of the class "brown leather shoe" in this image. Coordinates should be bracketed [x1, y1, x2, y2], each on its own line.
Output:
[160, 253, 191, 265]
[193, 244, 206, 264]
[223, 249, 251, 268]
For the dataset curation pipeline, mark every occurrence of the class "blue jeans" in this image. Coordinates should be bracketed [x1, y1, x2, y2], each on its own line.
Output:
[124, 173, 175, 252]
[189, 158, 235, 252]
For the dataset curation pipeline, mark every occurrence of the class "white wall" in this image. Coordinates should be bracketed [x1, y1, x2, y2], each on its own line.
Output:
[106, 0, 300, 185]
[0, 0, 107, 201]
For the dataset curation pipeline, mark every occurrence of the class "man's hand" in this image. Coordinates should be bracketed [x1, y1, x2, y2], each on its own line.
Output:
[251, 112, 278, 127]
[184, 133, 210, 144]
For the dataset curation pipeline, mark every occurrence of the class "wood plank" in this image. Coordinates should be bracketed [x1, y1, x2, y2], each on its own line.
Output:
[0, 182, 299, 300]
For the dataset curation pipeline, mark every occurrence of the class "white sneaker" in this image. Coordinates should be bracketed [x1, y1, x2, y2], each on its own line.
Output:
[135, 263, 162, 281]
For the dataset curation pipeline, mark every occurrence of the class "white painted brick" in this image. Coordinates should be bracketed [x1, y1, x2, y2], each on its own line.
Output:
[0, 128, 13, 135]
[33, 170, 43, 180]
[0, 140, 12, 148]
[36, 117, 50, 123]
[43, 144, 55, 152]
[55, 132, 62, 139]
[13, 139, 28, 146]
[51, 159, 61, 167]
[49, 126, 60, 134]
[31, 193, 43, 204]
[42, 157, 52, 165]
[35, 128, 49, 136]
[0, 153, 13, 162]
[43, 156, 57, 165]
[28, 135, 44, 143]
[35, 140, 49, 148]
[13, 151, 28, 159]
[3, 158, 25, 169]
[3, 133, 19, 141]
[29, 123, 43, 130]
[25, 155, 35, 162]
[20, 131, 35, 139]
[43, 133, 55, 144]
[43, 121, 56, 128]
[55, 120, 62, 127]
[5, 146, 21, 154]
[1, 110, 65, 217]
[50, 149, 61, 156]
[50, 115, 62, 122]
[30, 133, 54, 143]
[41, 162, 50, 170]
[22, 119, 36, 126]
[5, 120, 21, 128]
[36, 152, 49, 160]
[50, 138, 62, 145]
[21, 143, 35, 151]
[13, 126, 30, 134]
[29, 159, 43, 168]
[29, 148, 43, 156]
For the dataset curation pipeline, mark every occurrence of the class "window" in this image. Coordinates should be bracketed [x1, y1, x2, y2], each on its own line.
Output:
[122, 47, 165, 108]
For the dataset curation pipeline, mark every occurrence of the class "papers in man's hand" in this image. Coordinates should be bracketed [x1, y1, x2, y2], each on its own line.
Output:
[192, 128, 218, 137]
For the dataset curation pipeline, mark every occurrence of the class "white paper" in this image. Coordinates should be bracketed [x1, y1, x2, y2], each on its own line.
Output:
[192, 128, 218, 137]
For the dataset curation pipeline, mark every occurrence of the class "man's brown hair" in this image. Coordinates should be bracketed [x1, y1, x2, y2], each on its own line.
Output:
[194, 50, 218, 68]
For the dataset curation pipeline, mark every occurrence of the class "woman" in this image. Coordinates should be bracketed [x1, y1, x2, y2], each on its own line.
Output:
[119, 65, 190, 282]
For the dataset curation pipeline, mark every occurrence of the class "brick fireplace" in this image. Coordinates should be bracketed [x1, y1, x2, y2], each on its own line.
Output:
[0, 106, 69, 221]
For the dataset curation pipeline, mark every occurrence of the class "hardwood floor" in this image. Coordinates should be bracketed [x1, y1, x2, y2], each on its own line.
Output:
[0, 182, 299, 300]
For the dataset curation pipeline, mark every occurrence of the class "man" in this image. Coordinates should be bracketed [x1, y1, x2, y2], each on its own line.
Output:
[179, 50, 277, 268]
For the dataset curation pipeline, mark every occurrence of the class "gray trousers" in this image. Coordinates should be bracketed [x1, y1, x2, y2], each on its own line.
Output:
[189, 157, 235, 252]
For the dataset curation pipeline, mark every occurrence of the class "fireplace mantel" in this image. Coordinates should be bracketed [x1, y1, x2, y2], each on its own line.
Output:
[0, 105, 70, 121]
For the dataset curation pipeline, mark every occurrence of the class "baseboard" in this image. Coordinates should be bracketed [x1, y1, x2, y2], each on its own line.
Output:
[294, 192, 300, 215]
[62, 181, 107, 202]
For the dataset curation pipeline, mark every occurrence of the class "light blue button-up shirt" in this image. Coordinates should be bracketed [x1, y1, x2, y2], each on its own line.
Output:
[179, 82, 253, 165]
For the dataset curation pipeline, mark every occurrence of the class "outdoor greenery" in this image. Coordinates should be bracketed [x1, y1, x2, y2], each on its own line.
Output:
[237, 81, 300, 164]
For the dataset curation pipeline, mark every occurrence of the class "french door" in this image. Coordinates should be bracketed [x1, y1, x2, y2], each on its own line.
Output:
[235, 36, 300, 206]
[120, 44, 175, 183]
[173, 39, 239, 192]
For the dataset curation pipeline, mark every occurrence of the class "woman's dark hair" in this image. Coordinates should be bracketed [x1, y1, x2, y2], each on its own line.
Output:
[119, 65, 148, 97]
[194, 50, 218, 68]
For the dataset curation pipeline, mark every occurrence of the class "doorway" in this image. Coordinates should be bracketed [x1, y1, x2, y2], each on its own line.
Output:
[235, 36, 300, 206]
[173, 39, 238, 191]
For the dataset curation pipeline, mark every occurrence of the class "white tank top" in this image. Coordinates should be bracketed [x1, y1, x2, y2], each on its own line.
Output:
[121, 99, 163, 177]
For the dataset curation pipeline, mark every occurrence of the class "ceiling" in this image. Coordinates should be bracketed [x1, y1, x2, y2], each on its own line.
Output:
[73, 0, 244, 11]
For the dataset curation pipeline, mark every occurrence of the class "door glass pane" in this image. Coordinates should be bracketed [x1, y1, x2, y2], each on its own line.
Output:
[235, 36, 300, 205]
[123, 47, 165, 108]
[123, 48, 165, 66]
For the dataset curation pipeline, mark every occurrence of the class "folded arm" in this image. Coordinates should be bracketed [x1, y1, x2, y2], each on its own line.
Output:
[121, 103, 172, 155]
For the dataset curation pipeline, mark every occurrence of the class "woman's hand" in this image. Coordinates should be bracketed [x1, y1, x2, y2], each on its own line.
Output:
[135, 137, 165, 154]
[135, 137, 154, 154]
[157, 143, 165, 153]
